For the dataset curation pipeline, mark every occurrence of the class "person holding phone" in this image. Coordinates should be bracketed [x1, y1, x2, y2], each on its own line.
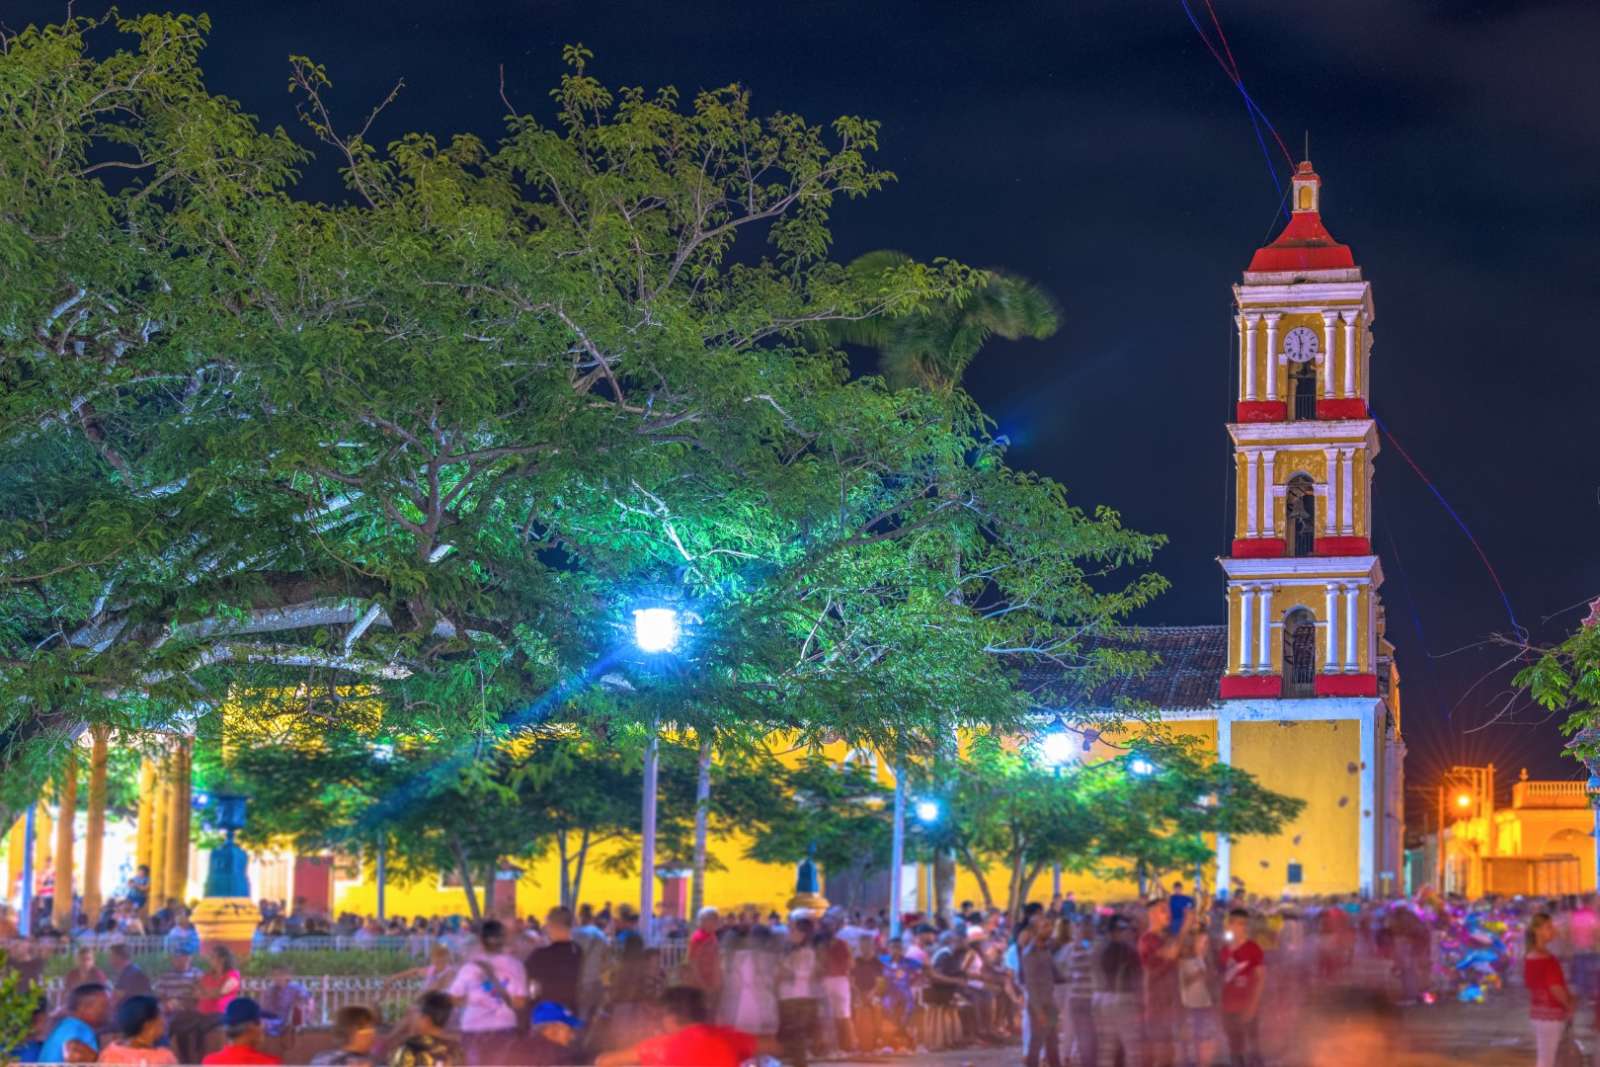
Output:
[1218, 909, 1265, 1067]
[448, 919, 530, 1064]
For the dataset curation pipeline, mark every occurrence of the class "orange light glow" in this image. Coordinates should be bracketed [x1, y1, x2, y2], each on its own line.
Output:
[1456, 792, 1473, 809]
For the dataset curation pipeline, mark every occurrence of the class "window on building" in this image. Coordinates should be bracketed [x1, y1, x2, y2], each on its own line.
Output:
[1285, 475, 1316, 557]
[1287, 862, 1303, 884]
[1283, 608, 1317, 697]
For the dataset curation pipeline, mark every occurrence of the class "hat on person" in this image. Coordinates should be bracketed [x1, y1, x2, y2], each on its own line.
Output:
[223, 998, 263, 1028]
[965, 924, 986, 941]
[531, 1002, 584, 1029]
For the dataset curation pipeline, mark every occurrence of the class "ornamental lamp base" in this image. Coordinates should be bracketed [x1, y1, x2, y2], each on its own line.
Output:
[191, 897, 257, 959]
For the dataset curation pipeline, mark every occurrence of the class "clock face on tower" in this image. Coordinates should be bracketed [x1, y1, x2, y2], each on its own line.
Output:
[1283, 326, 1320, 363]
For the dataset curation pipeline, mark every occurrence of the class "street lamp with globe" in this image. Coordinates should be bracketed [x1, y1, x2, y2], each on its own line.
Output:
[632, 604, 682, 940]
[1039, 716, 1076, 899]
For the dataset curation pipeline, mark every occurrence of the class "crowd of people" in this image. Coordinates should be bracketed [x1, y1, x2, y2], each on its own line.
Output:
[7, 885, 1600, 1065]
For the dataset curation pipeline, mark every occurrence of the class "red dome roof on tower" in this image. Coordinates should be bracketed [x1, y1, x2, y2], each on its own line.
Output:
[1246, 161, 1356, 273]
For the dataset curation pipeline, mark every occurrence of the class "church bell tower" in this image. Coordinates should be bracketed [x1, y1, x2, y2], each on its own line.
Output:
[1220, 161, 1384, 700]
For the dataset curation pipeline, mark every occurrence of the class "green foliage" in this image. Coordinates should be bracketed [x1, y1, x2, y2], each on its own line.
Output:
[0, 949, 35, 1058]
[239, 950, 415, 978]
[0, 14, 1164, 843]
[228, 722, 788, 912]
[826, 251, 1063, 392]
[926, 731, 1302, 914]
[1517, 611, 1600, 757]
[742, 755, 894, 877]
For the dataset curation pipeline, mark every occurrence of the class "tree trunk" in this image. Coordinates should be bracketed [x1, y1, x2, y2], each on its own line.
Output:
[480, 861, 497, 918]
[1006, 852, 1026, 927]
[1020, 864, 1045, 912]
[690, 732, 713, 919]
[954, 845, 993, 911]
[572, 828, 590, 910]
[557, 830, 572, 910]
[449, 836, 481, 921]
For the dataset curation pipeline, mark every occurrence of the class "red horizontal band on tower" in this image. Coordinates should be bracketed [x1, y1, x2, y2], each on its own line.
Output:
[1220, 674, 1283, 699]
[1316, 398, 1368, 420]
[1231, 538, 1287, 558]
[1236, 401, 1287, 423]
[1314, 673, 1379, 697]
[1313, 536, 1372, 556]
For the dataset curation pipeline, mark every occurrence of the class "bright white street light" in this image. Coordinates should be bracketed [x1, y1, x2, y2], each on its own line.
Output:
[632, 607, 681, 653]
[1129, 757, 1156, 777]
[915, 799, 941, 824]
[1040, 726, 1075, 769]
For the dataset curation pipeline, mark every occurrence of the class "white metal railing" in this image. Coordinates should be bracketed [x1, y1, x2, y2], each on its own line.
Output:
[12, 933, 445, 957]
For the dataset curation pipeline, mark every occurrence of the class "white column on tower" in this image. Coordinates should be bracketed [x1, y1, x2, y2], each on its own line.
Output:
[1266, 485, 1283, 539]
[1238, 586, 1255, 671]
[1344, 583, 1360, 672]
[1260, 450, 1277, 537]
[1240, 313, 1258, 401]
[1263, 314, 1281, 401]
[1244, 451, 1259, 537]
[1322, 448, 1339, 536]
[1324, 584, 1340, 671]
[1341, 310, 1361, 398]
[1341, 449, 1357, 534]
[1321, 311, 1339, 397]
[1256, 585, 1273, 672]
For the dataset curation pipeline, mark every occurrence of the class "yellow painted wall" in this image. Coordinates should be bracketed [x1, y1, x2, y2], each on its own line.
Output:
[327, 720, 1230, 919]
[1229, 719, 1360, 896]
[334, 826, 803, 920]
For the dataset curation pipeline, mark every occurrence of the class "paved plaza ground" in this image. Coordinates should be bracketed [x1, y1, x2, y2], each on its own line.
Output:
[824, 990, 1558, 1066]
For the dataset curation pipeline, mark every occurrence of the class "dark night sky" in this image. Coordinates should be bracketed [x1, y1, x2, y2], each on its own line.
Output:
[15, 1, 1600, 798]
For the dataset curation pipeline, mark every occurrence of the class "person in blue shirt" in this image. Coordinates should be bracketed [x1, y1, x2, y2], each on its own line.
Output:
[165, 910, 202, 956]
[38, 983, 110, 1063]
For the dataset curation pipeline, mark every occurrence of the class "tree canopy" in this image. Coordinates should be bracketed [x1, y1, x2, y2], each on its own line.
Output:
[0, 13, 1164, 850]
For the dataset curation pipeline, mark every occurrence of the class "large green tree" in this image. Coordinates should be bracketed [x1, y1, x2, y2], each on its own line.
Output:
[923, 732, 1303, 916]
[0, 15, 1163, 847]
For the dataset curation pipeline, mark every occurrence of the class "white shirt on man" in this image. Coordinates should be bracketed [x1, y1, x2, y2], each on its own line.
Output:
[448, 951, 529, 1033]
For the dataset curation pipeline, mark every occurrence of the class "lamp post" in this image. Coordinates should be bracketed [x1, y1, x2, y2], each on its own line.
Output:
[633, 606, 681, 943]
[1039, 717, 1075, 901]
[1568, 727, 1600, 893]
[889, 763, 906, 939]
[914, 799, 940, 918]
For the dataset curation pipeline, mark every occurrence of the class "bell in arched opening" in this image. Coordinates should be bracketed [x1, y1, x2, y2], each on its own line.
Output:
[1282, 608, 1317, 697]
[1286, 475, 1316, 557]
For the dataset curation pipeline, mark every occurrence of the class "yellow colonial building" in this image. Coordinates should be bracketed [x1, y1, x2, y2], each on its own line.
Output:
[1440, 770, 1595, 897]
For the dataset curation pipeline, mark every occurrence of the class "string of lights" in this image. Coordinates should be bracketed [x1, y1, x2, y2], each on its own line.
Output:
[1178, 0, 1293, 219]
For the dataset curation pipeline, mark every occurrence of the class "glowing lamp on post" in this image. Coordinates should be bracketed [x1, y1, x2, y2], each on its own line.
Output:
[1040, 717, 1075, 770]
[1039, 716, 1074, 900]
[1130, 757, 1157, 778]
[915, 799, 942, 825]
[633, 607, 681, 654]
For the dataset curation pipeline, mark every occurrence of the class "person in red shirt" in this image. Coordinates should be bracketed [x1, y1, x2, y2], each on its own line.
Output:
[687, 907, 723, 1003]
[1138, 898, 1183, 1067]
[1218, 908, 1265, 1067]
[201, 998, 283, 1066]
[1525, 911, 1573, 1067]
[596, 986, 759, 1067]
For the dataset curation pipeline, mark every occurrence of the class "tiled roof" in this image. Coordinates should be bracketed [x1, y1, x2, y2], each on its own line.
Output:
[1018, 625, 1227, 713]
